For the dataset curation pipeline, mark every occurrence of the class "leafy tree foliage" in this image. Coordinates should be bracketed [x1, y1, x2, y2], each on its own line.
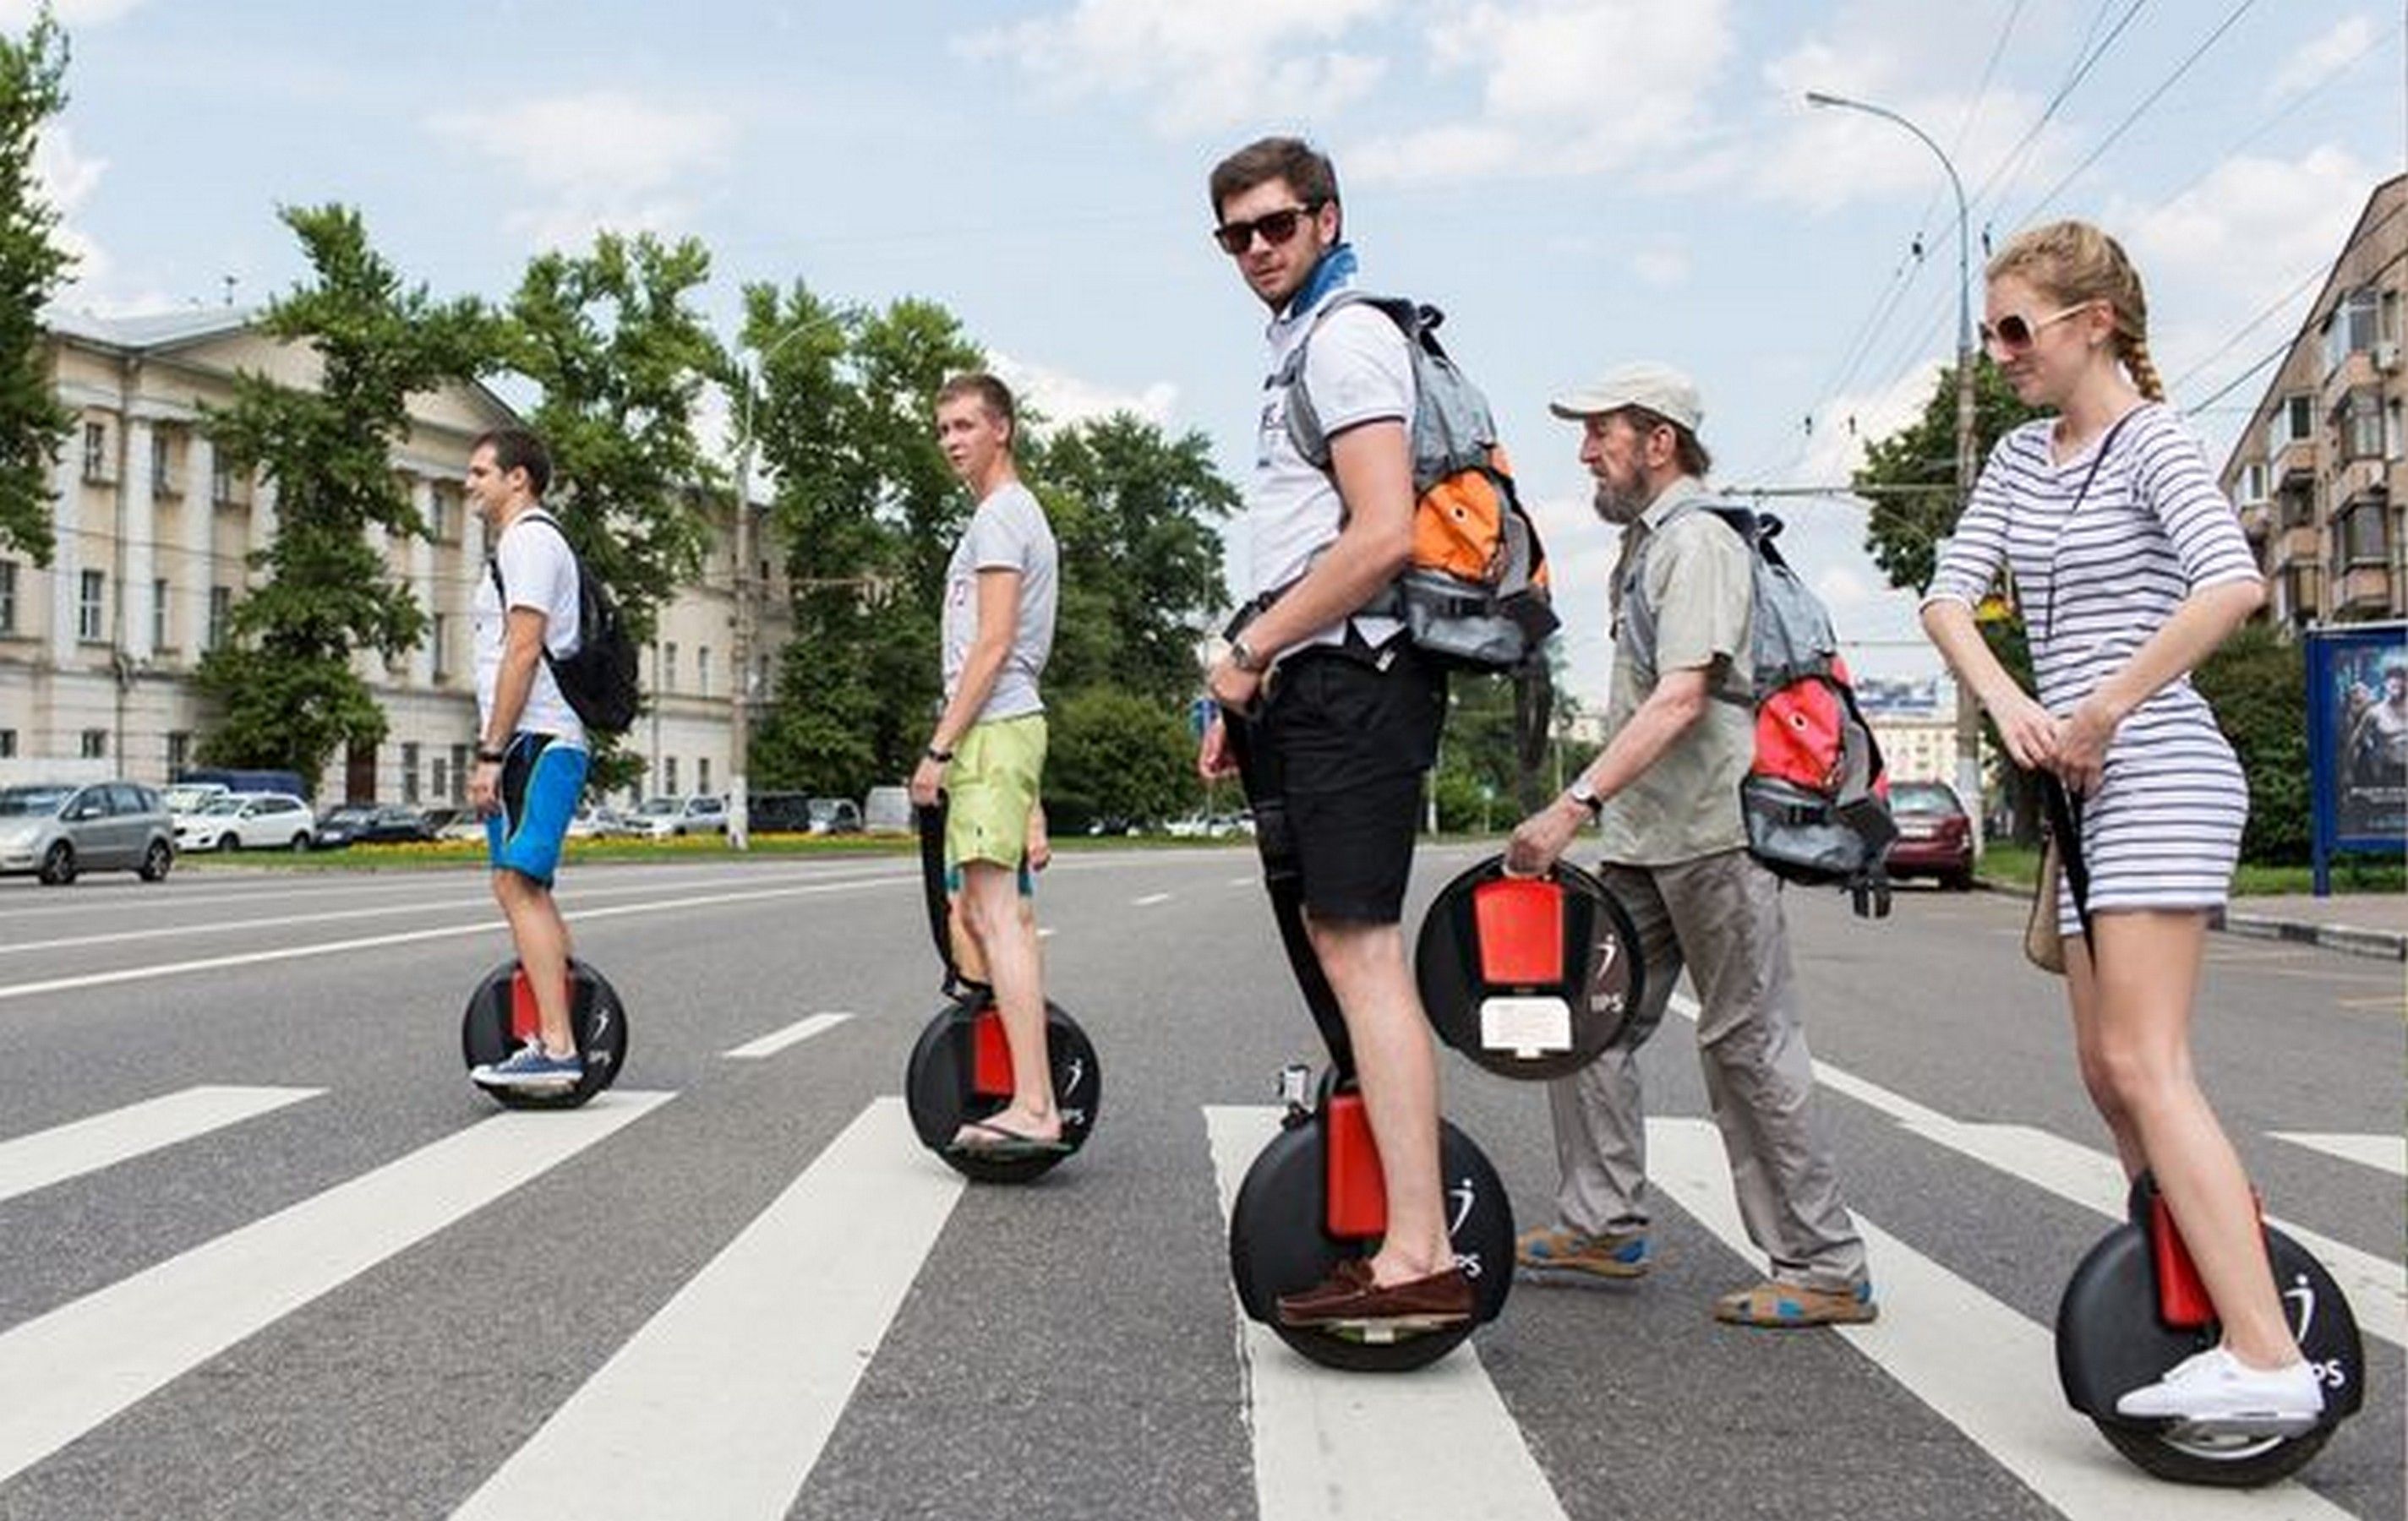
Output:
[1044, 684, 1195, 833]
[193, 204, 488, 783]
[2192, 620, 2308, 864]
[0, 9, 74, 564]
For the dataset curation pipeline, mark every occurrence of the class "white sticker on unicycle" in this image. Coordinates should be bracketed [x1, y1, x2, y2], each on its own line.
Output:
[1481, 995, 1571, 1057]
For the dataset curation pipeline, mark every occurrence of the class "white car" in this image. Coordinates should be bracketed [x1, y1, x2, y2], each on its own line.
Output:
[175, 792, 318, 853]
[629, 795, 728, 839]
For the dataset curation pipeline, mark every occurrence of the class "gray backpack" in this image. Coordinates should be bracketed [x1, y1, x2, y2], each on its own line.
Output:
[1281, 294, 1558, 673]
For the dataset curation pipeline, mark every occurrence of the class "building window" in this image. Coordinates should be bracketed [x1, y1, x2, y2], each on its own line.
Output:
[167, 731, 190, 772]
[2268, 395, 2313, 454]
[429, 755, 448, 802]
[207, 586, 231, 651]
[2389, 400, 2405, 463]
[0, 729, 14, 758]
[150, 431, 176, 497]
[0, 559, 14, 634]
[664, 756, 680, 796]
[698, 756, 712, 795]
[2342, 503, 2389, 566]
[2236, 461, 2268, 504]
[77, 570, 103, 641]
[401, 741, 421, 804]
[756, 653, 769, 698]
[2325, 288, 2383, 373]
[449, 744, 469, 803]
[429, 612, 448, 680]
[80, 420, 107, 482]
[663, 642, 677, 692]
[151, 576, 169, 650]
[2338, 390, 2384, 461]
[212, 460, 235, 506]
[696, 646, 711, 698]
[79, 728, 105, 760]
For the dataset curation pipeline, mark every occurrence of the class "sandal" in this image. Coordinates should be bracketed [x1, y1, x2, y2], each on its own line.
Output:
[1712, 1279, 1877, 1327]
[947, 1117, 1073, 1158]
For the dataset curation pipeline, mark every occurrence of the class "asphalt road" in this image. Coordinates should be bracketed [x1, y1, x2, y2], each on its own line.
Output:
[0, 847, 2399, 1520]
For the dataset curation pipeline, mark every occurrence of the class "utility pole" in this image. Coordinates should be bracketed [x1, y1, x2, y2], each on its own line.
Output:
[1807, 90, 1986, 860]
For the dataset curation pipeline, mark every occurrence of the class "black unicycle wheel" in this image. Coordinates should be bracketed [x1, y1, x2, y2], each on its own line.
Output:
[1227, 1111, 1514, 1372]
[460, 957, 629, 1111]
[903, 995, 1099, 1184]
[2056, 1183, 2364, 1486]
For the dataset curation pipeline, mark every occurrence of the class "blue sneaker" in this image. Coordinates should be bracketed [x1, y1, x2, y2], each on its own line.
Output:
[472, 1041, 583, 1090]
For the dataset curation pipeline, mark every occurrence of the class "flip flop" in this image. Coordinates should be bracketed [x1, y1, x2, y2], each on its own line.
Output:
[947, 1117, 1073, 1158]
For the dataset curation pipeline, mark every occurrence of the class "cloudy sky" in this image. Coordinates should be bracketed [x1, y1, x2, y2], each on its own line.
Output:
[23, 0, 2404, 706]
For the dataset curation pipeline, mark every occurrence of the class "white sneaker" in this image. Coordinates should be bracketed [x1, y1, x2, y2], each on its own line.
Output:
[2115, 1346, 2323, 1434]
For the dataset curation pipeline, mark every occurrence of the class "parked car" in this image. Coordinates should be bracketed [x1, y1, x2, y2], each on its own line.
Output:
[745, 790, 815, 834]
[1884, 780, 1975, 891]
[175, 792, 318, 853]
[420, 805, 488, 843]
[162, 782, 230, 825]
[863, 786, 912, 835]
[806, 797, 862, 835]
[313, 804, 434, 848]
[630, 795, 728, 839]
[172, 766, 309, 803]
[0, 780, 175, 885]
[566, 804, 631, 839]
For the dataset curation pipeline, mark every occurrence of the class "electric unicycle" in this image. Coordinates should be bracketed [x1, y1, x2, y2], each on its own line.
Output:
[1220, 711, 1515, 1371]
[1414, 853, 1642, 1082]
[2039, 777, 2364, 1484]
[900, 796, 1099, 1183]
[459, 957, 628, 1109]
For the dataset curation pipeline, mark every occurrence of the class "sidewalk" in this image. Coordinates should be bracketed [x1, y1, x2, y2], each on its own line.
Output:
[2213, 891, 2406, 962]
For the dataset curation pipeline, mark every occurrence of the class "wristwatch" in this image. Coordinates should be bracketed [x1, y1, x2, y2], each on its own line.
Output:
[925, 744, 954, 764]
[476, 745, 506, 765]
[1565, 776, 1604, 818]
[1230, 636, 1267, 675]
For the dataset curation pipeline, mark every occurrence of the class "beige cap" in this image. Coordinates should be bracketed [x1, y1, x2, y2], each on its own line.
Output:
[1548, 362, 1704, 433]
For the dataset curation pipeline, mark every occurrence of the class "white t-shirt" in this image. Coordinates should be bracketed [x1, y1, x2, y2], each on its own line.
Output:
[474, 510, 588, 749]
[941, 481, 1057, 723]
[1248, 292, 1415, 651]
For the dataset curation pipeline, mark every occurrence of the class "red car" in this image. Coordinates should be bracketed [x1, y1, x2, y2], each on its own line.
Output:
[1885, 780, 1975, 891]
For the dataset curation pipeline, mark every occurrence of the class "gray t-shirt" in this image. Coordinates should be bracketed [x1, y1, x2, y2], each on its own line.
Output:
[942, 481, 1057, 723]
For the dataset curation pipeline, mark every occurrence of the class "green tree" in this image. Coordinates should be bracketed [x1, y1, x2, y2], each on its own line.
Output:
[1853, 359, 2048, 837]
[0, 9, 74, 564]
[500, 231, 724, 795]
[1044, 684, 1194, 832]
[192, 204, 488, 785]
[2193, 620, 2308, 864]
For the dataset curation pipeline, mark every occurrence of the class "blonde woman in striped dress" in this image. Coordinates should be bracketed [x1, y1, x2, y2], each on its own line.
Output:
[1919, 222, 2321, 1431]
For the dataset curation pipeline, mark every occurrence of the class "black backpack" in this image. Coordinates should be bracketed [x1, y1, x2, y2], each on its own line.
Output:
[485, 510, 642, 736]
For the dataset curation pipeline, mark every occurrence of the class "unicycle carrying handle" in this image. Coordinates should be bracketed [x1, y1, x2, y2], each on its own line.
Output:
[915, 793, 980, 1002]
[1220, 706, 1357, 1081]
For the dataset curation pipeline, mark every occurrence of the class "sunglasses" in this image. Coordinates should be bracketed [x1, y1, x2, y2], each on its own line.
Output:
[1979, 302, 2094, 357]
[1212, 201, 1323, 256]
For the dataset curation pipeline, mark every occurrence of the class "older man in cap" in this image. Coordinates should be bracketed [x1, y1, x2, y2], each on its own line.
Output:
[1501, 363, 1875, 1327]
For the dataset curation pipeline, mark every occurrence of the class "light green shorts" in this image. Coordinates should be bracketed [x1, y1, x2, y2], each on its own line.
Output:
[947, 712, 1046, 870]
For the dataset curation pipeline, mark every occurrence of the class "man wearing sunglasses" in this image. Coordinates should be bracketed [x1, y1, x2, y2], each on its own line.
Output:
[1198, 136, 1468, 1333]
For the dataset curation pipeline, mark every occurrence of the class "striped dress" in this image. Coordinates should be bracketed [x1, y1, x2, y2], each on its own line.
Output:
[1922, 403, 2263, 932]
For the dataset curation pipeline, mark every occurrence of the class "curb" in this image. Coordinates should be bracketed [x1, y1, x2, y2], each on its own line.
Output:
[1975, 878, 2406, 962]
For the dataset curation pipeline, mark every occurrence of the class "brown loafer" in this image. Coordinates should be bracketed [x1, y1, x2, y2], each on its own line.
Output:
[1275, 1258, 1475, 1335]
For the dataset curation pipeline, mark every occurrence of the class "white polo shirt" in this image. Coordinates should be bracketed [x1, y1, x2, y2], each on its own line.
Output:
[1248, 289, 1416, 652]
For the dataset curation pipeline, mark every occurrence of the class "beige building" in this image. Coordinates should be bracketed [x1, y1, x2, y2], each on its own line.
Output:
[0, 309, 784, 804]
[2220, 174, 2405, 628]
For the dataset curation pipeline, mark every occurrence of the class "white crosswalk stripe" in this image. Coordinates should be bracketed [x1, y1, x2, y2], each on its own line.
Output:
[1646, 1116, 2352, 1520]
[0, 1090, 671, 1487]
[451, 1098, 962, 1521]
[2270, 1131, 2407, 1179]
[722, 1011, 853, 1059]
[0, 1085, 320, 1206]
[1204, 1105, 1568, 1521]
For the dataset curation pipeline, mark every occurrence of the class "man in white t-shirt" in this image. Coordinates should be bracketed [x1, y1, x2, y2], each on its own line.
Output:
[463, 428, 591, 1091]
[1198, 136, 1467, 1332]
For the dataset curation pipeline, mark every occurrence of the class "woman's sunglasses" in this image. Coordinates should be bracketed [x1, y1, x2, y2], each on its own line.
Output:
[1979, 302, 2094, 357]
[1212, 201, 1323, 256]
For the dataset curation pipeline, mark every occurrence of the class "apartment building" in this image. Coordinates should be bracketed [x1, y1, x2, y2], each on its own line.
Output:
[0, 308, 783, 804]
[2219, 174, 2406, 628]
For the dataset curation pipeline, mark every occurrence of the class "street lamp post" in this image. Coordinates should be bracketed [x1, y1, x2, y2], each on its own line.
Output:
[1805, 90, 1985, 859]
[725, 314, 838, 853]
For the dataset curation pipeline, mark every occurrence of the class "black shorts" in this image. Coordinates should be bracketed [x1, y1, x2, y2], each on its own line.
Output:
[1254, 642, 1444, 924]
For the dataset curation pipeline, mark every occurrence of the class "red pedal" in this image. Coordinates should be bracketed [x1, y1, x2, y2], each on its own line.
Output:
[1324, 1092, 1388, 1239]
[1473, 877, 1564, 986]
[2149, 1190, 2221, 1330]
[970, 1009, 1014, 1098]
[508, 968, 540, 1044]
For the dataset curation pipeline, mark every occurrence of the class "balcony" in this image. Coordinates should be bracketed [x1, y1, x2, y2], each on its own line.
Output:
[2271, 438, 2318, 488]
[2337, 564, 2395, 613]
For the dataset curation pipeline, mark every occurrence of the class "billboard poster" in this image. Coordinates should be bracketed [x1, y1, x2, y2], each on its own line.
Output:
[2306, 622, 2408, 891]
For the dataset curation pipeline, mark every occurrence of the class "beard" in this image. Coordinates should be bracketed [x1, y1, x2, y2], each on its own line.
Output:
[1591, 475, 1649, 526]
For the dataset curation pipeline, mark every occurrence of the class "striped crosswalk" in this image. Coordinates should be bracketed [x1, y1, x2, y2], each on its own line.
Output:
[0, 1078, 2394, 1518]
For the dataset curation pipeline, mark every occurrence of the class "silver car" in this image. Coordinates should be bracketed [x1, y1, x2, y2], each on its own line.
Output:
[0, 781, 176, 885]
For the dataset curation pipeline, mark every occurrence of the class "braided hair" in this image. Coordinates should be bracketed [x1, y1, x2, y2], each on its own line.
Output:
[1987, 221, 2165, 402]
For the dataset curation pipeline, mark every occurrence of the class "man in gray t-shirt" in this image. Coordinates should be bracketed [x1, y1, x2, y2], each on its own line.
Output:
[913, 373, 1065, 1157]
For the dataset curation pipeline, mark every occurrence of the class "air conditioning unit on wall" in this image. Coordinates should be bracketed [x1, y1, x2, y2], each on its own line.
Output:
[2375, 341, 2402, 373]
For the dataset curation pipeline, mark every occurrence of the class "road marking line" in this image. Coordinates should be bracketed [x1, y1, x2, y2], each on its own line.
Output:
[1133, 892, 1172, 907]
[1228, 876, 1255, 888]
[1204, 1105, 1567, 1521]
[0, 1090, 672, 1487]
[450, 1098, 961, 1521]
[722, 1013, 853, 1060]
[0, 873, 920, 1005]
[0, 1086, 321, 1206]
[2271, 1131, 2407, 1178]
[1037, 926, 1057, 939]
[1669, 995, 2407, 1349]
[1646, 1117, 2349, 1520]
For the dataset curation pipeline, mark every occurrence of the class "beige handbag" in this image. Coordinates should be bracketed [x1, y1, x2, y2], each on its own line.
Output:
[2023, 837, 2067, 974]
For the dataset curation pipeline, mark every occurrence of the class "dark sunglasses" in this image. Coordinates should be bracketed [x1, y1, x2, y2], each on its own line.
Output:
[1212, 201, 1322, 256]
[1979, 302, 2094, 357]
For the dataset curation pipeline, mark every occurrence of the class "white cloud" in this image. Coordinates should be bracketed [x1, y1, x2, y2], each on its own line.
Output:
[1349, 0, 1734, 186]
[0, 0, 143, 24]
[1791, 360, 1944, 488]
[428, 91, 736, 249]
[959, 0, 1395, 135]
[1630, 243, 1689, 286]
[36, 125, 156, 314]
[989, 352, 1178, 433]
[2268, 14, 2380, 102]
